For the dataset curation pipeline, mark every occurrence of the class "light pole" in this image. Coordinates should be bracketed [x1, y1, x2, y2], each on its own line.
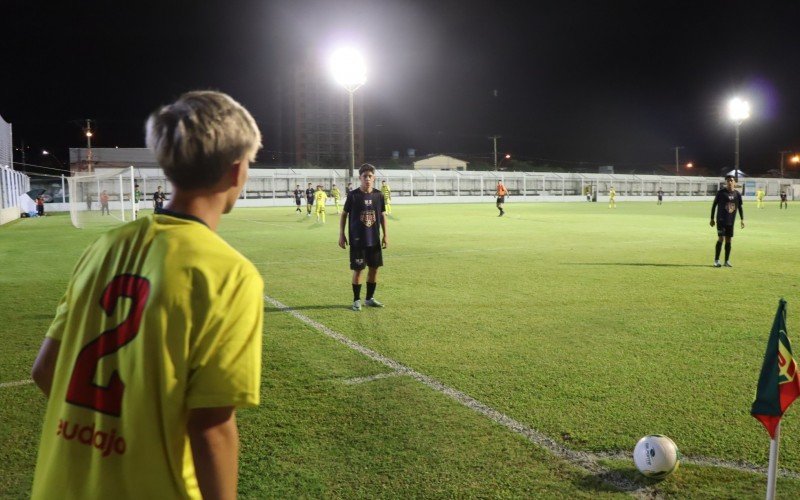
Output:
[673, 146, 684, 175]
[331, 48, 366, 184]
[489, 135, 502, 170]
[728, 97, 750, 183]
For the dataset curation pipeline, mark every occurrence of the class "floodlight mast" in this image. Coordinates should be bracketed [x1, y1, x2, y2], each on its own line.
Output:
[331, 49, 366, 184]
[727, 98, 750, 183]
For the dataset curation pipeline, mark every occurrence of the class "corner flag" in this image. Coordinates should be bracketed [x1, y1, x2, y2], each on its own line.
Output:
[751, 299, 800, 439]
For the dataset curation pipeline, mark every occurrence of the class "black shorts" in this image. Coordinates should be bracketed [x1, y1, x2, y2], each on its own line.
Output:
[295, 198, 301, 206]
[349, 245, 383, 270]
[497, 196, 505, 204]
[717, 224, 734, 238]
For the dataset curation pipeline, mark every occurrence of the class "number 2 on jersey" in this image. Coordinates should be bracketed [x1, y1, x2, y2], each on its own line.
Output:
[66, 274, 150, 416]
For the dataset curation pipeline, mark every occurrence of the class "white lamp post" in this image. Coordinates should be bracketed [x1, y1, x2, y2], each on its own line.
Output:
[331, 48, 366, 183]
[728, 97, 750, 182]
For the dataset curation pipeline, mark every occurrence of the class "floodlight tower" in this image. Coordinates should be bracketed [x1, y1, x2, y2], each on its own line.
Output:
[331, 48, 366, 184]
[727, 97, 750, 182]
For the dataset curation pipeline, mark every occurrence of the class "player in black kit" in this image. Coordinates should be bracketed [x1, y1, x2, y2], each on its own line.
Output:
[710, 175, 744, 267]
[305, 183, 315, 217]
[293, 184, 303, 213]
[339, 164, 388, 311]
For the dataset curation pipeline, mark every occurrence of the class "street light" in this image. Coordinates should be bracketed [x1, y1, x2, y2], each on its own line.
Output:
[686, 162, 693, 170]
[330, 48, 366, 184]
[728, 97, 750, 182]
[41, 149, 65, 168]
[497, 154, 511, 171]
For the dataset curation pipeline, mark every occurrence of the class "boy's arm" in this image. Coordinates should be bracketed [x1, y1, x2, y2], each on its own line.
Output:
[188, 406, 239, 500]
[339, 211, 348, 248]
[710, 195, 718, 226]
[380, 211, 388, 249]
[31, 337, 60, 397]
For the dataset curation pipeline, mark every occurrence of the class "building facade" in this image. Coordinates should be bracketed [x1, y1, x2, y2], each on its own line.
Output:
[279, 57, 365, 167]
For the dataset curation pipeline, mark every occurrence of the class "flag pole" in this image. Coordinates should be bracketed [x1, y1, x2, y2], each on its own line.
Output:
[766, 421, 780, 500]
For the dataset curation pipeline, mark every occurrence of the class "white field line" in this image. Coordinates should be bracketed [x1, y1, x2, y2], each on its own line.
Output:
[264, 295, 649, 495]
[0, 379, 33, 388]
[342, 371, 403, 385]
[266, 295, 800, 489]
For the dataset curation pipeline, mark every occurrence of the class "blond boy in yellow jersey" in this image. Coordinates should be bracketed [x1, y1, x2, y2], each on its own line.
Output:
[31, 91, 264, 500]
[314, 184, 328, 223]
[330, 184, 341, 214]
[756, 188, 765, 208]
[609, 186, 616, 208]
[381, 179, 392, 214]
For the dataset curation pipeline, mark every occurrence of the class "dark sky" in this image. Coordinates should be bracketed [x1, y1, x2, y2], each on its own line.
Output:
[5, 0, 800, 175]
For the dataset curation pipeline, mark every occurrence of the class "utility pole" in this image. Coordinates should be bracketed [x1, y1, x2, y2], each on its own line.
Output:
[673, 146, 684, 175]
[489, 135, 501, 170]
[779, 150, 791, 178]
[85, 119, 93, 172]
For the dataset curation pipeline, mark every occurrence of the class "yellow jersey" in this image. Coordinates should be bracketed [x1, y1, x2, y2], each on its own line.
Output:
[32, 213, 263, 500]
[330, 187, 341, 200]
[381, 184, 391, 200]
[314, 190, 328, 206]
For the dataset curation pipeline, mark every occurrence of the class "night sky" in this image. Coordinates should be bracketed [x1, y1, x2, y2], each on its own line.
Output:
[5, 0, 800, 175]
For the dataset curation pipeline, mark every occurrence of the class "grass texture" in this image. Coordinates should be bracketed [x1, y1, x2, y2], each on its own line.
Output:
[2, 200, 800, 498]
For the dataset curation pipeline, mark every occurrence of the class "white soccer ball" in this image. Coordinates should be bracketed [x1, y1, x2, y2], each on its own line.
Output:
[633, 435, 682, 478]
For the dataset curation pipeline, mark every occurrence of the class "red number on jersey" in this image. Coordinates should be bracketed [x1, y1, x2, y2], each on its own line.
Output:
[66, 274, 150, 416]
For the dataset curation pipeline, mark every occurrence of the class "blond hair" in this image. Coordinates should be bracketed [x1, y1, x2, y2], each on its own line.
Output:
[145, 90, 262, 190]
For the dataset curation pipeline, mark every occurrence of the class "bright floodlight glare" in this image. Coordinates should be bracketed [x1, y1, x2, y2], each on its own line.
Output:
[728, 97, 751, 122]
[505, 154, 511, 159]
[42, 150, 50, 155]
[330, 48, 366, 87]
[86, 131, 93, 138]
[792, 155, 800, 163]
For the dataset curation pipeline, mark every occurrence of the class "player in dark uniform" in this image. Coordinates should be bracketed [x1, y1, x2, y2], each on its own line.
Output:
[339, 164, 388, 311]
[305, 183, 315, 217]
[710, 175, 744, 267]
[780, 190, 788, 209]
[153, 185, 166, 213]
[293, 184, 303, 213]
[657, 188, 664, 205]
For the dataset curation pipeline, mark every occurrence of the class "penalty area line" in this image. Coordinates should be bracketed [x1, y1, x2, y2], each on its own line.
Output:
[264, 294, 649, 495]
[0, 379, 33, 389]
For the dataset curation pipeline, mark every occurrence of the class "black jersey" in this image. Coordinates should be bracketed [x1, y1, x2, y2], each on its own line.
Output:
[306, 187, 315, 203]
[293, 188, 303, 201]
[343, 188, 385, 248]
[781, 192, 787, 201]
[711, 188, 743, 226]
[153, 191, 166, 207]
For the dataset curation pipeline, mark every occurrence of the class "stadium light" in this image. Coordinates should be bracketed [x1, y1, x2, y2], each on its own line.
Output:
[686, 162, 693, 168]
[330, 48, 366, 183]
[728, 97, 750, 182]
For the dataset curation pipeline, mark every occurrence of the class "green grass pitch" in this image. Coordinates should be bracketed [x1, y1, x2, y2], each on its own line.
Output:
[2, 200, 800, 498]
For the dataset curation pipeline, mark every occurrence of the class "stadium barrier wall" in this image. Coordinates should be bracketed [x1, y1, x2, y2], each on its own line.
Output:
[35, 168, 800, 214]
[1, 166, 30, 225]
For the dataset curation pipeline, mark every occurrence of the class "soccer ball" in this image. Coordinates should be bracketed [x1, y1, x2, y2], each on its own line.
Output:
[633, 435, 682, 478]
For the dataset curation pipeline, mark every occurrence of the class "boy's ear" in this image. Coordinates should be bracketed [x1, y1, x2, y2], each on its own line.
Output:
[230, 161, 245, 187]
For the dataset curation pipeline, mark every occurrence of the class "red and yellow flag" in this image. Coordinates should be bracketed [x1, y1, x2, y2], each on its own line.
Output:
[751, 300, 800, 439]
